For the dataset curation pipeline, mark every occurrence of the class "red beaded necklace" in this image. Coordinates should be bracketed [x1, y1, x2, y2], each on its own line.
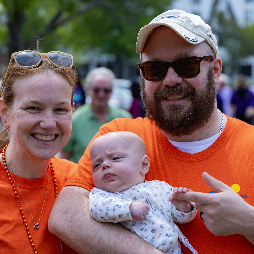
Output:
[2, 145, 63, 254]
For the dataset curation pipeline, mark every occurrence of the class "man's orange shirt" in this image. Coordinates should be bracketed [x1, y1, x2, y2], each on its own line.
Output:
[66, 116, 254, 253]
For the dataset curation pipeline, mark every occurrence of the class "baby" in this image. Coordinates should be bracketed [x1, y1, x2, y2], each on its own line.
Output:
[89, 131, 197, 253]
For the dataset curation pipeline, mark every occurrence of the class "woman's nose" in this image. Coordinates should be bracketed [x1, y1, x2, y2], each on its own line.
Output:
[40, 112, 57, 129]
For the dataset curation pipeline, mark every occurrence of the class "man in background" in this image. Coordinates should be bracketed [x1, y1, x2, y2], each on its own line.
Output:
[59, 67, 132, 163]
[217, 73, 233, 116]
[231, 74, 254, 123]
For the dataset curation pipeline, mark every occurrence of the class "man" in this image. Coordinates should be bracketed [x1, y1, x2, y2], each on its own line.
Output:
[231, 74, 254, 124]
[217, 73, 233, 116]
[60, 67, 132, 163]
[49, 10, 254, 253]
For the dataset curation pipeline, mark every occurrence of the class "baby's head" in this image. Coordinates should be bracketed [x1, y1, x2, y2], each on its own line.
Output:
[90, 131, 150, 192]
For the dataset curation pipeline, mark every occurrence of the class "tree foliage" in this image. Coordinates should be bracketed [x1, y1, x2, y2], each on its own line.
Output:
[0, 0, 169, 66]
[212, 11, 242, 74]
[238, 24, 254, 57]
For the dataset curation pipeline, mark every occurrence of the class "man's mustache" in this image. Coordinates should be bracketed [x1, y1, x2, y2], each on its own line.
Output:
[154, 84, 195, 101]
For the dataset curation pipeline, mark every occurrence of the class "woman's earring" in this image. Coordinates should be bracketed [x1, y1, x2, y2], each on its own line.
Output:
[3, 120, 8, 128]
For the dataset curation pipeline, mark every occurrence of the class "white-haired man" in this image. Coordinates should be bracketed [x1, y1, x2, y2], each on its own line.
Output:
[60, 67, 132, 163]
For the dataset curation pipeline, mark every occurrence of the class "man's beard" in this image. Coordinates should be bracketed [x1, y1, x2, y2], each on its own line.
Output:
[142, 67, 217, 136]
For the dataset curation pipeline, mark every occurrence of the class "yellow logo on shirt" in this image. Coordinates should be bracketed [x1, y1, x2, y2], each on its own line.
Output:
[210, 184, 247, 198]
[231, 184, 240, 193]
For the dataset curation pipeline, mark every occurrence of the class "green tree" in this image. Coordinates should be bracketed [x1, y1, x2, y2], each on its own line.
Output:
[205, 0, 254, 76]
[214, 11, 242, 75]
[0, 0, 170, 68]
[238, 24, 254, 57]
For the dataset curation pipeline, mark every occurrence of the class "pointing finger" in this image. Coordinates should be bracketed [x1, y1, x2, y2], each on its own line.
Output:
[172, 173, 234, 205]
[202, 172, 232, 193]
[173, 190, 212, 205]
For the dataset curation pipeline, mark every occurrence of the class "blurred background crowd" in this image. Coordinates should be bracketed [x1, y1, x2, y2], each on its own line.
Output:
[2, 0, 254, 161]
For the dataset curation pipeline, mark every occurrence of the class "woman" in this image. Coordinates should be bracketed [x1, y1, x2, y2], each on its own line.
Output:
[0, 51, 78, 253]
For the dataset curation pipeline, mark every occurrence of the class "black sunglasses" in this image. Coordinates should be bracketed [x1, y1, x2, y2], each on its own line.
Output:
[92, 87, 112, 94]
[138, 55, 214, 81]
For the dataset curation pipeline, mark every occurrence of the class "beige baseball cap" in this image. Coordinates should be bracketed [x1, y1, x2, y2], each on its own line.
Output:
[136, 9, 218, 57]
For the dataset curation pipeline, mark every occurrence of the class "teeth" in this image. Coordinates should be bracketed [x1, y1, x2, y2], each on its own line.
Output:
[166, 94, 184, 100]
[34, 134, 55, 141]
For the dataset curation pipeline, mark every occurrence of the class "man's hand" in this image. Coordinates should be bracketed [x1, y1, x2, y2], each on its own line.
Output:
[174, 172, 254, 239]
[129, 202, 150, 221]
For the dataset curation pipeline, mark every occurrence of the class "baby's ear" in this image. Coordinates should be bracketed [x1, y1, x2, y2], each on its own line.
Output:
[140, 155, 150, 176]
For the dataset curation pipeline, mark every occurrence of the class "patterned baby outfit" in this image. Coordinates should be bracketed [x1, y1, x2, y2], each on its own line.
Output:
[89, 180, 197, 253]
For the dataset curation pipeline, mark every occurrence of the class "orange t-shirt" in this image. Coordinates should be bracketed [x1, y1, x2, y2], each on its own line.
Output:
[0, 157, 78, 254]
[66, 116, 254, 253]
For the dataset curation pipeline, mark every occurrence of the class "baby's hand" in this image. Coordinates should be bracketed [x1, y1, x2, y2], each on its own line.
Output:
[169, 187, 193, 213]
[129, 202, 150, 221]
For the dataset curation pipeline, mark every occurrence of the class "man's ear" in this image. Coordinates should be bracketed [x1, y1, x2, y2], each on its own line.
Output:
[213, 57, 222, 86]
[0, 99, 9, 127]
[140, 155, 150, 176]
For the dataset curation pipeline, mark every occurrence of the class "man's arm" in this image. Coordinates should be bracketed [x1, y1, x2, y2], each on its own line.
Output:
[48, 186, 161, 254]
[175, 172, 254, 245]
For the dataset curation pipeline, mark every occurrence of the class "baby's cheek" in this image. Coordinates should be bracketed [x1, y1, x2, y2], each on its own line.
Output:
[93, 174, 100, 187]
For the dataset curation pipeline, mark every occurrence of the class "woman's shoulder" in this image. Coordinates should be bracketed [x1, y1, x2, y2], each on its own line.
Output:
[51, 157, 77, 174]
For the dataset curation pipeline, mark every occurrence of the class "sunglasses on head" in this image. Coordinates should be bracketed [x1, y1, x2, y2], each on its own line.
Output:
[1, 50, 73, 97]
[92, 87, 112, 94]
[138, 55, 214, 81]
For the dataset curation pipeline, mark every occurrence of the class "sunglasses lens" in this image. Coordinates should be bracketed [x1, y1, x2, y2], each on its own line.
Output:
[48, 52, 72, 67]
[174, 58, 200, 78]
[140, 62, 168, 81]
[139, 56, 210, 81]
[93, 88, 112, 93]
[15, 52, 41, 67]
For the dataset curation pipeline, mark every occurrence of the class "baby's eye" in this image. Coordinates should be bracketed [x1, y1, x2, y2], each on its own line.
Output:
[26, 106, 41, 112]
[112, 157, 121, 161]
[93, 163, 101, 171]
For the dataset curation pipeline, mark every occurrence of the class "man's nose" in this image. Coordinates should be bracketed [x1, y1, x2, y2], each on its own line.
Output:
[161, 66, 183, 87]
